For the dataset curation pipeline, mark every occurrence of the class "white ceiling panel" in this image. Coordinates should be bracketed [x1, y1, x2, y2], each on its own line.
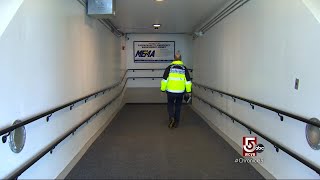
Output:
[108, 0, 231, 34]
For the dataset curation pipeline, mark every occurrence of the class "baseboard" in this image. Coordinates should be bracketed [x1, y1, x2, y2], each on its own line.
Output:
[190, 106, 275, 180]
[56, 104, 124, 179]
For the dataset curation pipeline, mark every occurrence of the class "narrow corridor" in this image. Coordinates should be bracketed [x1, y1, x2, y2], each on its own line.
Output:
[66, 104, 263, 179]
[1, 0, 319, 179]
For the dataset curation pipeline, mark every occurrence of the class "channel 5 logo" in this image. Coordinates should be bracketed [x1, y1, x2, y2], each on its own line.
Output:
[242, 137, 264, 157]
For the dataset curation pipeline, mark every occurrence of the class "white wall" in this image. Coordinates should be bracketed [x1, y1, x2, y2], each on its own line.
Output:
[0, 0, 24, 38]
[192, 0, 320, 179]
[0, 0, 123, 179]
[125, 34, 193, 88]
[303, 0, 320, 23]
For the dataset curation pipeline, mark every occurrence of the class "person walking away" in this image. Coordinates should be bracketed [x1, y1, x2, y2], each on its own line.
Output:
[160, 51, 192, 128]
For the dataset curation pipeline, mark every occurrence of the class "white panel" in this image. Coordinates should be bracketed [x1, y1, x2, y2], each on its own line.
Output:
[0, 0, 123, 179]
[125, 34, 193, 88]
[133, 41, 175, 63]
[193, 0, 320, 179]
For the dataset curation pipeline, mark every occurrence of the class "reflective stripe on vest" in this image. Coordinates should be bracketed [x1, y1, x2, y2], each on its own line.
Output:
[168, 77, 184, 81]
[167, 89, 185, 93]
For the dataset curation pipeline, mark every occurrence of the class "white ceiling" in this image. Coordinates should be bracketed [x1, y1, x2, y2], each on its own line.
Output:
[108, 0, 231, 34]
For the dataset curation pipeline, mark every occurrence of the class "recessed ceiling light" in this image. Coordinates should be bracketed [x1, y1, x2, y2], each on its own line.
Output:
[153, 24, 161, 27]
[155, 0, 164, 2]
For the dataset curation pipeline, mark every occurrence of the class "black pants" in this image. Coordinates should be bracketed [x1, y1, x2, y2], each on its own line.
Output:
[167, 92, 183, 122]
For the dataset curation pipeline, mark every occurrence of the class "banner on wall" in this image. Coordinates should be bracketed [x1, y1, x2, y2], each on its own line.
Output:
[133, 41, 175, 63]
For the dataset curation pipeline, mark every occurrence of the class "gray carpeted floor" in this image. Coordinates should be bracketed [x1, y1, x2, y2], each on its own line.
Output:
[66, 104, 264, 179]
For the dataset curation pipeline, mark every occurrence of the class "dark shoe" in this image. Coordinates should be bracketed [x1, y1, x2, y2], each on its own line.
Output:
[168, 117, 175, 129]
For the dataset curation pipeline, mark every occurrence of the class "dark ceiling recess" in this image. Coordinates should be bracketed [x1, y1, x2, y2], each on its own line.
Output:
[77, 0, 124, 37]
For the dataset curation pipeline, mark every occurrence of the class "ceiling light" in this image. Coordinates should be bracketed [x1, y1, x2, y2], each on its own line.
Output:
[154, 0, 164, 2]
[153, 24, 161, 30]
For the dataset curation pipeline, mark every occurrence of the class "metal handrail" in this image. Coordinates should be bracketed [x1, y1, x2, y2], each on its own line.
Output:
[128, 68, 193, 72]
[0, 83, 116, 135]
[128, 68, 165, 71]
[193, 93, 320, 175]
[128, 76, 162, 80]
[7, 77, 129, 179]
[0, 70, 129, 141]
[193, 82, 320, 128]
[2, 69, 189, 179]
[0, 68, 191, 141]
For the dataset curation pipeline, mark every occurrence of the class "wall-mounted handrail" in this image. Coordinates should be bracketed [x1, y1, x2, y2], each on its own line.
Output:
[7, 78, 129, 179]
[1, 84, 116, 135]
[128, 77, 163, 80]
[128, 68, 165, 71]
[0, 68, 189, 142]
[5, 72, 170, 179]
[128, 68, 193, 72]
[2, 69, 187, 179]
[127, 77, 193, 81]
[193, 93, 320, 175]
[0, 70, 129, 141]
[193, 82, 320, 128]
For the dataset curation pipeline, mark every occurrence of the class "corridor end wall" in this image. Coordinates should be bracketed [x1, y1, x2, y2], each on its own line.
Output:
[0, 0, 124, 179]
[192, 0, 320, 179]
[124, 34, 193, 103]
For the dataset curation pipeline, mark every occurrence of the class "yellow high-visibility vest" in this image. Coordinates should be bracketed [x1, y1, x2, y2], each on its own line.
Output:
[161, 60, 192, 93]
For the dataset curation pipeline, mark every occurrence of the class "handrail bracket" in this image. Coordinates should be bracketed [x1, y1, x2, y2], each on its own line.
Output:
[46, 114, 53, 122]
[278, 113, 284, 121]
[2, 131, 11, 143]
